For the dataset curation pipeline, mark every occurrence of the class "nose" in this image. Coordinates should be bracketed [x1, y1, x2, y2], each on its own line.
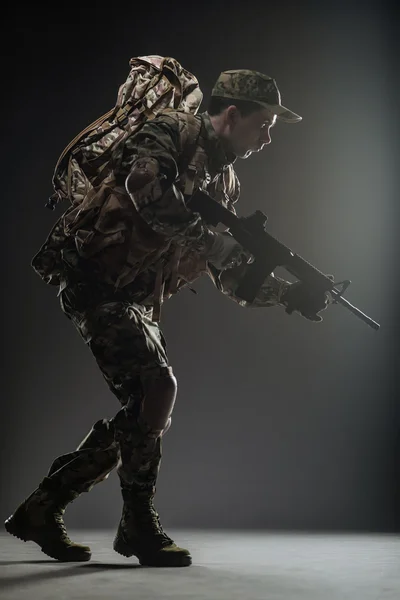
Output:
[260, 127, 272, 144]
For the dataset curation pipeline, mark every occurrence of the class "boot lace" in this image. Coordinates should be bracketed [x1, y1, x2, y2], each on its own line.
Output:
[49, 507, 70, 542]
[51, 498, 78, 542]
[133, 494, 173, 547]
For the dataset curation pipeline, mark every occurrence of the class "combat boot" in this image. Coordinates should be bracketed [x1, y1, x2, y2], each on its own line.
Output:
[113, 485, 191, 567]
[4, 476, 91, 561]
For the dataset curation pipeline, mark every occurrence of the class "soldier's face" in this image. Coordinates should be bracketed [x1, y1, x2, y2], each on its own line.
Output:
[226, 106, 277, 159]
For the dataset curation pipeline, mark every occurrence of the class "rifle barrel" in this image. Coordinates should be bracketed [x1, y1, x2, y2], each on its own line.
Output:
[331, 290, 380, 330]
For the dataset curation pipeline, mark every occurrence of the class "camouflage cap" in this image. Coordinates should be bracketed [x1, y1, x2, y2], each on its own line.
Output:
[211, 69, 302, 123]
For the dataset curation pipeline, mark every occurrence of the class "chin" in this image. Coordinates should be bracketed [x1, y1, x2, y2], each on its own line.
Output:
[238, 150, 253, 160]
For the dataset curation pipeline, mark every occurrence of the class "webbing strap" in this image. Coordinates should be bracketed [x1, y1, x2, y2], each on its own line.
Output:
[53, 108, 116, 176]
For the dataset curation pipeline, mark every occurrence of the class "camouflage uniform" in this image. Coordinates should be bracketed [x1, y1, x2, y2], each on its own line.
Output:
[5, 70, 302, 566]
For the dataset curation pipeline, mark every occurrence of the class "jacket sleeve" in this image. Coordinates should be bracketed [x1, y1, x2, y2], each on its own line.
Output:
[123, 113, 210, 250]
[204, 165, 291, 307]
[207, 261, 291, 308]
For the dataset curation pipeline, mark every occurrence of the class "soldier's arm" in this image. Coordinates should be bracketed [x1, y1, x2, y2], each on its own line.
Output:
[207, 261, 291, 308]
[125, 113, 211, 251]
[205, 167, 291, 308]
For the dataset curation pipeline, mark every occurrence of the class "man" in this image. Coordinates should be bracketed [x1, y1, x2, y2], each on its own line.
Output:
[5, 69, 329, 567]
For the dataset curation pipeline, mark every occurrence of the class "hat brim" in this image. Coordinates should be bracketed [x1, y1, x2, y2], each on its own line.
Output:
[262, 102, 302, 123]
[210, 92, 302, 122]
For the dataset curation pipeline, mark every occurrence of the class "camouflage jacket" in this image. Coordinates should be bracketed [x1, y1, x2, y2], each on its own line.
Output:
[34, 110, 290, 320]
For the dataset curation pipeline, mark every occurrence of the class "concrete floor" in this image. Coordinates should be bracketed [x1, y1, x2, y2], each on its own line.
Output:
[0, 530, 399, 600]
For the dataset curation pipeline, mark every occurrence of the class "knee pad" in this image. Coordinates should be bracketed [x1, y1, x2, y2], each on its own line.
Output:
[139, 366, 177, 436]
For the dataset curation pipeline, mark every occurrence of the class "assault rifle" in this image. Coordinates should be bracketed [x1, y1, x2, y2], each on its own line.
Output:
[187, 191, 380, 331]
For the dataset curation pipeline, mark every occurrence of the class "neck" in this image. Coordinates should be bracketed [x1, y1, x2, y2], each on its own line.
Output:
[208, 113, 225, 136]
[208, 113, 234, 156]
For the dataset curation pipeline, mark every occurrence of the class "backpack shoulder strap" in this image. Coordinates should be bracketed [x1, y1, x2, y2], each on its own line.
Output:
[178, 113, 203, 196]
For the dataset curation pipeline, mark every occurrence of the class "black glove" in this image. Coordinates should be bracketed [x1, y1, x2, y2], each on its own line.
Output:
[281, 277, 333, 322]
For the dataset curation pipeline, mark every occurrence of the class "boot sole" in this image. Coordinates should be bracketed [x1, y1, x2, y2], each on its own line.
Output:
[113, 534, 192, 567]
[4, 514, 92, 562]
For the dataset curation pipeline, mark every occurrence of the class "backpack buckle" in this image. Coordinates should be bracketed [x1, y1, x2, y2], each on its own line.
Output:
[115, 99, 149, 126]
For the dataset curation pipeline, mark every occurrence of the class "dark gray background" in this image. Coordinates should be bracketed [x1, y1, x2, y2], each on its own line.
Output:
[2, 0, 399, 532]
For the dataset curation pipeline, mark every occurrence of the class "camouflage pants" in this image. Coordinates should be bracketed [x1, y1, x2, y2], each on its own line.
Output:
[43, 282, 172, 495]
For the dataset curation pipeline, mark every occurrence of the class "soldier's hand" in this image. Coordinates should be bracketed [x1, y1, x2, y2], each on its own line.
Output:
[281, 276, 334, 322]
[205, 231, 252, 270]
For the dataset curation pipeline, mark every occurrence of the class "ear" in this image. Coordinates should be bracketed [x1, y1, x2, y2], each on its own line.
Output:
[226, 105, 240, 126]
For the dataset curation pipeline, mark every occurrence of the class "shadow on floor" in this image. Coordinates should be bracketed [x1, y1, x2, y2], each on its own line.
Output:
[0, 561, 141, 588]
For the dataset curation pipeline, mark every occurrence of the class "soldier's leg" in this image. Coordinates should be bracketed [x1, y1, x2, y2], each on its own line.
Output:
[47, 418, 119, 489]
[81, 300, 191, 567]
[5, 293, 186, 565]
[4, 417, 120, 561]
[4, 289, 122, 561]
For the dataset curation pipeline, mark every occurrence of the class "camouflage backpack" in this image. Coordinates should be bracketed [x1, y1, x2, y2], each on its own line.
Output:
[47, 55, 203, 211]
[33, 56, 203, 287]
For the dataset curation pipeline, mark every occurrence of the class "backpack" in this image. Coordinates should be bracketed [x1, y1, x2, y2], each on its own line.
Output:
[32, 56, 203, 287]
[46, 55, 203, 211]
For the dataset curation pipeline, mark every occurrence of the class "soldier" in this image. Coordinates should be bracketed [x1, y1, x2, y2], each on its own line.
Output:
[5, 69, 329, 567]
